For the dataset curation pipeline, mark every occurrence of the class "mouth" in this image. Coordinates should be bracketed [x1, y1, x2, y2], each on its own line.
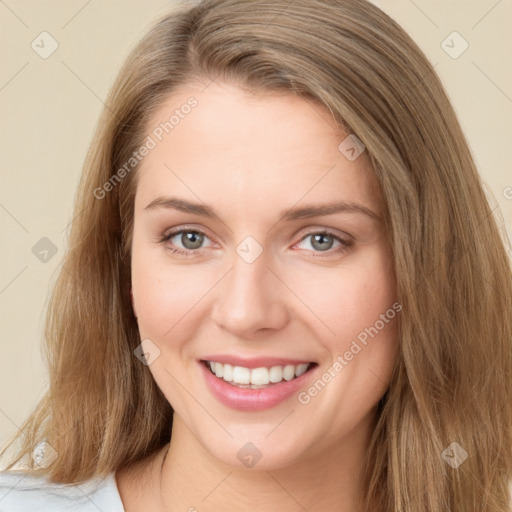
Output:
[200, 359, 318, 389]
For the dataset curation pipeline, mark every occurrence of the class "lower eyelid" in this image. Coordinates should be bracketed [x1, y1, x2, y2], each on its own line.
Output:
[161, 229, 351, 255]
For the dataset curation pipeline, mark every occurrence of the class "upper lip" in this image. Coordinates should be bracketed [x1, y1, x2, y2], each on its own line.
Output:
[200, 355, 316, 369]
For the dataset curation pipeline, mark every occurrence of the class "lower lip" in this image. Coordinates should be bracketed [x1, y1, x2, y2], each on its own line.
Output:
[199, 361, 316, 411]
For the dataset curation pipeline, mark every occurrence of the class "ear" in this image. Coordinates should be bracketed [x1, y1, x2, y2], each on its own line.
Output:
[130, 288, 137, 318]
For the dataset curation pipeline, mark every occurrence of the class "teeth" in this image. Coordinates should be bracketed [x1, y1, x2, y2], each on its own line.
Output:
[283, 365, 295, 381]
[206, 361, 312, 387]
[269, 366, 283, 383]
[222, 364, 234, 382]
[214, 362, 223, 378]
[232, 366, 250, 384]
[295, 363, 309, 377]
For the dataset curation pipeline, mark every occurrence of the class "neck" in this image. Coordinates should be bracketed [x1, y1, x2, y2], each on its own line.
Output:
[150, 413, 375, 512]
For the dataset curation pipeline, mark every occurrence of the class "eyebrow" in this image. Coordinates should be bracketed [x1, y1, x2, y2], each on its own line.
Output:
[144, 196, 380, 222]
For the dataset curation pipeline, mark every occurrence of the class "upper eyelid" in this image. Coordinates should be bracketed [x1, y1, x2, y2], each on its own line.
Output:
[162, 226, 351, 247]
[162, 226, 216, 244]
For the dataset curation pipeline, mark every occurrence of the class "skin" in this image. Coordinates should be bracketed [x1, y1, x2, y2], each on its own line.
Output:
[117, 81, 399, 512]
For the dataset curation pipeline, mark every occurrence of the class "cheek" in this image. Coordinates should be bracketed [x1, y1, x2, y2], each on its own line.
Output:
[293, 246, 396, 344]
[130, 244, 214, 340]
[131, 242, 173, 337]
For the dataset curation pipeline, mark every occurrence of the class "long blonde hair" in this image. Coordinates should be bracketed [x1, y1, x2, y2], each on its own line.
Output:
[2, 0, 511, 510]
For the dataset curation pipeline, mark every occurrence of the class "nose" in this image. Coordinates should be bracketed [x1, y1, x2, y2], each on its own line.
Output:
[210, 248, 289, 338]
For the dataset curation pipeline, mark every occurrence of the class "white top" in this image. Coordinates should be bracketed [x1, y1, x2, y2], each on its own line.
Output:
[1, 468, 511, 510]
[0, 470, 125, 511]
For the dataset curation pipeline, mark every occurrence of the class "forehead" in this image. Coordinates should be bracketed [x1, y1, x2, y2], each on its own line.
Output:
[135, 82, 381, 215]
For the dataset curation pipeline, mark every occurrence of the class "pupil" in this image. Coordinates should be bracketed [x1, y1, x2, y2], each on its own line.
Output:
[183, 231, 203, 249]
[313, 234, 333, 251]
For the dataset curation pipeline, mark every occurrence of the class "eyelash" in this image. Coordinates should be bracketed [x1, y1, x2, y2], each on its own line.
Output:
[158, 227, 354, 258]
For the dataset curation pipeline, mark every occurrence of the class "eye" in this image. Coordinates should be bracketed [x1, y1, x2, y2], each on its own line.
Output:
[159, 227, 353, 258]
[294, 230, 353, 257]
[159, 228, 213, 257]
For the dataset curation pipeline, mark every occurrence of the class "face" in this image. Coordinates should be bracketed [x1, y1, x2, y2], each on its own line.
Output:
[130, 81, 399, 470]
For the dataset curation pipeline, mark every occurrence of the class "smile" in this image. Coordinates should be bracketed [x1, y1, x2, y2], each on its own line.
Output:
[204, 360, 313, 388]
[199, 359, 318, 411]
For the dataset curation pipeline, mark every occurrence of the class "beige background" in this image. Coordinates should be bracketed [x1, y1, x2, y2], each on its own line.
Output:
[1, 0, 511, 457]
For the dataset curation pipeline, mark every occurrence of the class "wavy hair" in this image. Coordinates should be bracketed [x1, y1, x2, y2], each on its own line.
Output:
[2, 0, 511, 510]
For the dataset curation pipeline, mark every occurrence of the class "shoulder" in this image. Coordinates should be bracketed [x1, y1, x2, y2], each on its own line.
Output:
[0, 470, 125, 512]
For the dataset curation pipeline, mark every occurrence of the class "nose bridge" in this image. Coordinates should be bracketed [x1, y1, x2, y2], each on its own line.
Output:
[211, 242, 288, 336]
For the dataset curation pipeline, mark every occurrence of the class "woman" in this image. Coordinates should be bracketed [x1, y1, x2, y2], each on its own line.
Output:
[1, 0, 511, 510]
